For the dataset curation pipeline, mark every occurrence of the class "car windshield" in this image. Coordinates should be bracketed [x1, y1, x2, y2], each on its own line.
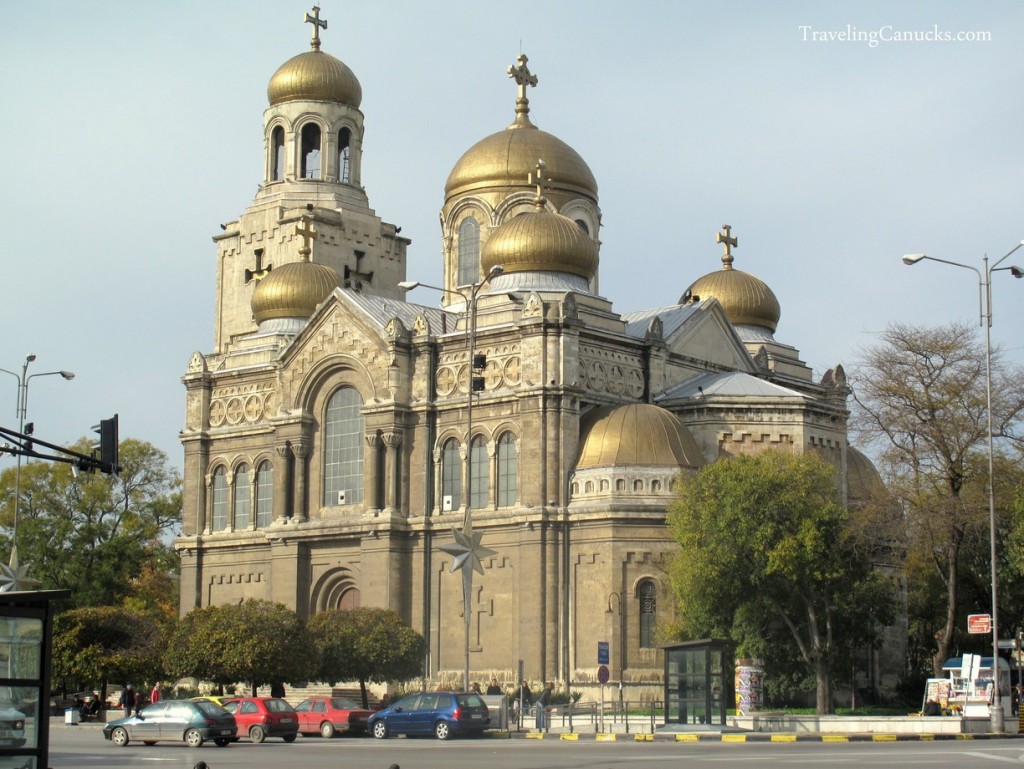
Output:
[330, 698, 360, 709]
[457, 694, 485, 708]
[194, 701, 227, 716]
[265, 698, 294, 713]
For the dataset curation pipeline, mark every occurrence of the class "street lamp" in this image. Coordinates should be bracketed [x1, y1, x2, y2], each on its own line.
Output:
[902, 241, 1024, 733]
[399, 264, 503, 691]
[0, 355, 75, 567]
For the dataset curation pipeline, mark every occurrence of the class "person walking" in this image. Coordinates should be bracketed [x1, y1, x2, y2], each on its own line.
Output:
[150, 681, 162, 705]
[535, 681, 553, 729]
[119, 684, 134, 718]
[486, 678, 502, 695]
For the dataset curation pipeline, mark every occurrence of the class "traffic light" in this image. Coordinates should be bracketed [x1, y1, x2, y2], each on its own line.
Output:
[93, 415, 120, 475]
[472, 353, 486, 392]
[23, 422, 33, 454]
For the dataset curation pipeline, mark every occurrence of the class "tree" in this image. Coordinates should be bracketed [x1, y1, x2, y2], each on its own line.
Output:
[52, 606, 166, 701]
[164, 600, 315, 695]
[851, 322, 1024, 676]
[307, 607, 424, 708]
[0, 438, 181, 609]
[666, 450, 896, 714]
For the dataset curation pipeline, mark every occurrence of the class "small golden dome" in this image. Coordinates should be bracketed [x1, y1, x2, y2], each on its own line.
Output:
[482, 206, 598, 280]
[846, 446, 883, 503]
[251, 259, 342, 323]
[268, 50, 362, 107]
[576, 404, 704, 470]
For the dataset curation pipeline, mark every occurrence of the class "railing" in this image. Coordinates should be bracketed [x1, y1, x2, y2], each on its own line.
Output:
[507, 699, 664, 734]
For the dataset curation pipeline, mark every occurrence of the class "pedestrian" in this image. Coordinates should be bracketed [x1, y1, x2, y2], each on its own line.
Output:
[119, 684, 134, 718]
[270, 681, 285, 698]
[470, 682, 482, 694]
[535, 681, 553, 729]
[150, 681, 162, 704]
[133, 687, 144, 717]
[486, 678, 502, 695]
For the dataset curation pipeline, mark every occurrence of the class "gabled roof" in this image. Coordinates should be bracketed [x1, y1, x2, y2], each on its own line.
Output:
[622, 304, 701, 340]
[334, 289, 452, 332]
[660, 370, 806, 401]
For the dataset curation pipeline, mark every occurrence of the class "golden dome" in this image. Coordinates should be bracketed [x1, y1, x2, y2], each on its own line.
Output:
[576, 404, 704, 470]
[846, 445, 883, 503]
[251, 258, 342, 324]
[268, 50, 362, 107]
[482, 205, 598, 280]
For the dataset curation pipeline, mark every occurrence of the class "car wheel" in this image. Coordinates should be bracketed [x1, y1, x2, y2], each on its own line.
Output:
[434, 720, 451, 740]
[249, 725, 266, 744]
[214, 738, 231, 747]
[283, 733, 297, 743]
[143, 741, 157, 746]
[372, 720, 388, 739]
[185, 728, 204, 748]
[111, 727, 129, 747]
[320, 721, 336, 739]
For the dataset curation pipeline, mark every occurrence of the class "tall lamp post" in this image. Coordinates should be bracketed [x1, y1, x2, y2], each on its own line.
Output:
[0, 355, 75, 566]
[399, 264, 503, 691]
[903, 241, 1024, 733]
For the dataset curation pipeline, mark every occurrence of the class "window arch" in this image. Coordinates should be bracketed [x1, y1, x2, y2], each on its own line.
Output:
[338, 127, 351, 183]
[496, 433, 517, 508]
[639, 579, 657, 648]
[301, 122, 322, 179]
[575, 219, 589, 234]
[323, 387, 365, 506]
[271, 126, 285, 181]
[457, 217, 480, 286]
[211, 466, 228, 532]
[233, 464, 251, 530]
[470, 435, 488, 509]
[441, 438, 462, 511]
[255, 460, 273, 528]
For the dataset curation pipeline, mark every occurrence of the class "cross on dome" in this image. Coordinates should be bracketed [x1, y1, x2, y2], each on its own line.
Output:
[304, 5, 327, 50]
[529, 159, 550, 207]
[716, 224, 738, 268]
[295, 216, 318, 260]
[507, 54, 538, 120]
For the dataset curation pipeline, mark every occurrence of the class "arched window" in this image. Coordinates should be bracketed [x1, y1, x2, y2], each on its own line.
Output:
[633, 479, 644, 492]
[639, 579, 657, 648]
[324, 387, 365, 506]
[338, 587, 360, 610]
[441, 438, 461, 511]
[255, 460, 273, 528]
[338, 127, 351, 183]
[271, 126, 285, 181]
[301, 122, 322, 179]
[211, 466, 228, 532]
[470, 435, 488, 510]
[233, 464, 251, 530]
[575, 219, 589, 234]
[651, 479, 662, 493]
[616, 478, 626, 491]
[600, 479, 609, 492]
[457, 217, 479, 286]
[585, 481, 594, 493]
[496, 433, 517, 508]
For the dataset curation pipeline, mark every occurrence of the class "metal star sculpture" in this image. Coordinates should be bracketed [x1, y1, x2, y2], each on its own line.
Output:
[439, 519, 496, 576]
[0, 547, 40, 592]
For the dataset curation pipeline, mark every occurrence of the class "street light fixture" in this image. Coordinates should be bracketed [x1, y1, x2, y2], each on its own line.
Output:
[902, 240, 1024, 733]
[400, 264, 503, 692]
[0, 356, 75, 569]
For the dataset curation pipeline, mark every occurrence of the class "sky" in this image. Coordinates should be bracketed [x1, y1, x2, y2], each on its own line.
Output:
[2, 1, 1023, 473]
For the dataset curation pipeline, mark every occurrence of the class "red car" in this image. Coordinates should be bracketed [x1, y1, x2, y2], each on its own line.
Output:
[221, 697, 298, 743]
[293, 696, 373, 738]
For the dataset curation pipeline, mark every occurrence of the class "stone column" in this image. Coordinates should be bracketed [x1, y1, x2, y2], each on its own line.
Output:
[382, 430, 403, 513]
[365, 433, 381, 511]
[274, 443, 292, 522]
[292, 441, 309, 521]
[225, 468, 236, 531]
[202, 473, 213, 535]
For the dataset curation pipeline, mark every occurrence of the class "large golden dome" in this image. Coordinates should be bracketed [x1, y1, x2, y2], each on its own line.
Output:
[251, 259, 342, 323]
[482, 204, 598, 280]
[576, 404, 704, 470]
[846, 445, 883, 503]
[268, 50, 362, 107]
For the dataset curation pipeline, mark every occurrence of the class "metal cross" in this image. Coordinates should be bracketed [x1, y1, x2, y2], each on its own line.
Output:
[244, 248, 273, 284]
[295, 216, 318, 260]
[529, 159, 550, 202]
[716, 224, 738, 266]
[507, 54, 538, 102]
[305, 6, 327, 50]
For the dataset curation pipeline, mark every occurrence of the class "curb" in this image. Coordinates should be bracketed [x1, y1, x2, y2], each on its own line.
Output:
[494, 730, 1024, 742]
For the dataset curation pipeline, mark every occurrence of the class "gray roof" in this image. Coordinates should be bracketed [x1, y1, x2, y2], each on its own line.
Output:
[621, 304, 701, 339]
[335, 288, 452, 333]
[660, 370, 806, 401]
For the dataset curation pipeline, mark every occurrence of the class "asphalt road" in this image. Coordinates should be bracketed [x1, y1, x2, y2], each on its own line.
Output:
[44, 724, 1024, 769]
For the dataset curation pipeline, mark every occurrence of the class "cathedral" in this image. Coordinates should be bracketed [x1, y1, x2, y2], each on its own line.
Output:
[176, 8, 896, 696]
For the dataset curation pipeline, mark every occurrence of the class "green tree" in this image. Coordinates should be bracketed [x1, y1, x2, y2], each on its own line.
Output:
[851, 322, 1024, 676]
[164, 600, 314, 695]
[666, 450, 896, 714]
[307, 607, 424, 708]
[0, 438, 181, 609]
[52, 606, 166, 703]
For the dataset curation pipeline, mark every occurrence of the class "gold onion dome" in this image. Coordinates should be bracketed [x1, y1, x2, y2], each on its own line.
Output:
[251, 258, 342, 323]
[268, 50, 362, 107]
[576, 403, 704, 470]
[482, 201, 599, 280]
[846, 445, 884, 502]
[684, 225, 781, 333]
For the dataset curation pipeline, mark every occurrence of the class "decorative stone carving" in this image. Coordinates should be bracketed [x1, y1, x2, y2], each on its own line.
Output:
[382, 430, 403, 448]
[413, 314, 429, 335]
[522, 292, 543, 318]
[562, 293, 578, 320]
[188, 351, 207, 373]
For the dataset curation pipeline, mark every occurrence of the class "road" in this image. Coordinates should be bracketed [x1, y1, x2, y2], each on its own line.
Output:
[44, 726, 1024, 769]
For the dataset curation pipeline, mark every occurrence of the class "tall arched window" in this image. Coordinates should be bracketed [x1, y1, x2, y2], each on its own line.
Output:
[338, 127, 351, 183]
[496, 432, 517, 508]
[457, 217, 479, 286]
[301, 122, 322, 179]
[639, 579, 657, 648]
[233, 464, 251, 530]
[470, 435, 488, 510]
[271, 126, 285, 181]
[211, 466, 228, 532]
[324, 387, 365, 506]
[255, 460, 273, 528]
[441, 438, 461, 511]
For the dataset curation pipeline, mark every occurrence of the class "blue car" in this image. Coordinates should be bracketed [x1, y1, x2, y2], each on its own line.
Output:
[367, 692, 490, 740]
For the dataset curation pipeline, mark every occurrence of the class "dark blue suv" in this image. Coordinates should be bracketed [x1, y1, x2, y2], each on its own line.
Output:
[368, 692, 490, 740]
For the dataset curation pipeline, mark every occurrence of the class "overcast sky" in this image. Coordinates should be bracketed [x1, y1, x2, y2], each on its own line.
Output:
[2, 1, 1022, 473]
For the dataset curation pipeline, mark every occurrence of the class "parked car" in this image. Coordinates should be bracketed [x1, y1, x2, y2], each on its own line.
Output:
[189, 695, 233, 708]
[221, 697, 298, 743]
[102, 699, 236, 748]
[293, 696, 373, 738]
[367, 692, 490, 740]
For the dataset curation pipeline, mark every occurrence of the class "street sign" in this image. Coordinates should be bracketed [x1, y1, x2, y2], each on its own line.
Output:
[967, 613, 991, 634]
[597, 664, 610, 684]
[598, 641, 609, 665]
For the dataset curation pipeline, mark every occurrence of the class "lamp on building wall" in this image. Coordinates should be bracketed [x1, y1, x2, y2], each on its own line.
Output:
[902, 240, 1024, 733]
[399, 264, 503, 691]
[0, 355, 75, 572]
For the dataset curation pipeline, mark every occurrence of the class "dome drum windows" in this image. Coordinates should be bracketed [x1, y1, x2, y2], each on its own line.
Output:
[456, 217, 480, 287]
[301, 122, 322, 179]
[271, 126, 286, 182]
[338, 127, 351, 183]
